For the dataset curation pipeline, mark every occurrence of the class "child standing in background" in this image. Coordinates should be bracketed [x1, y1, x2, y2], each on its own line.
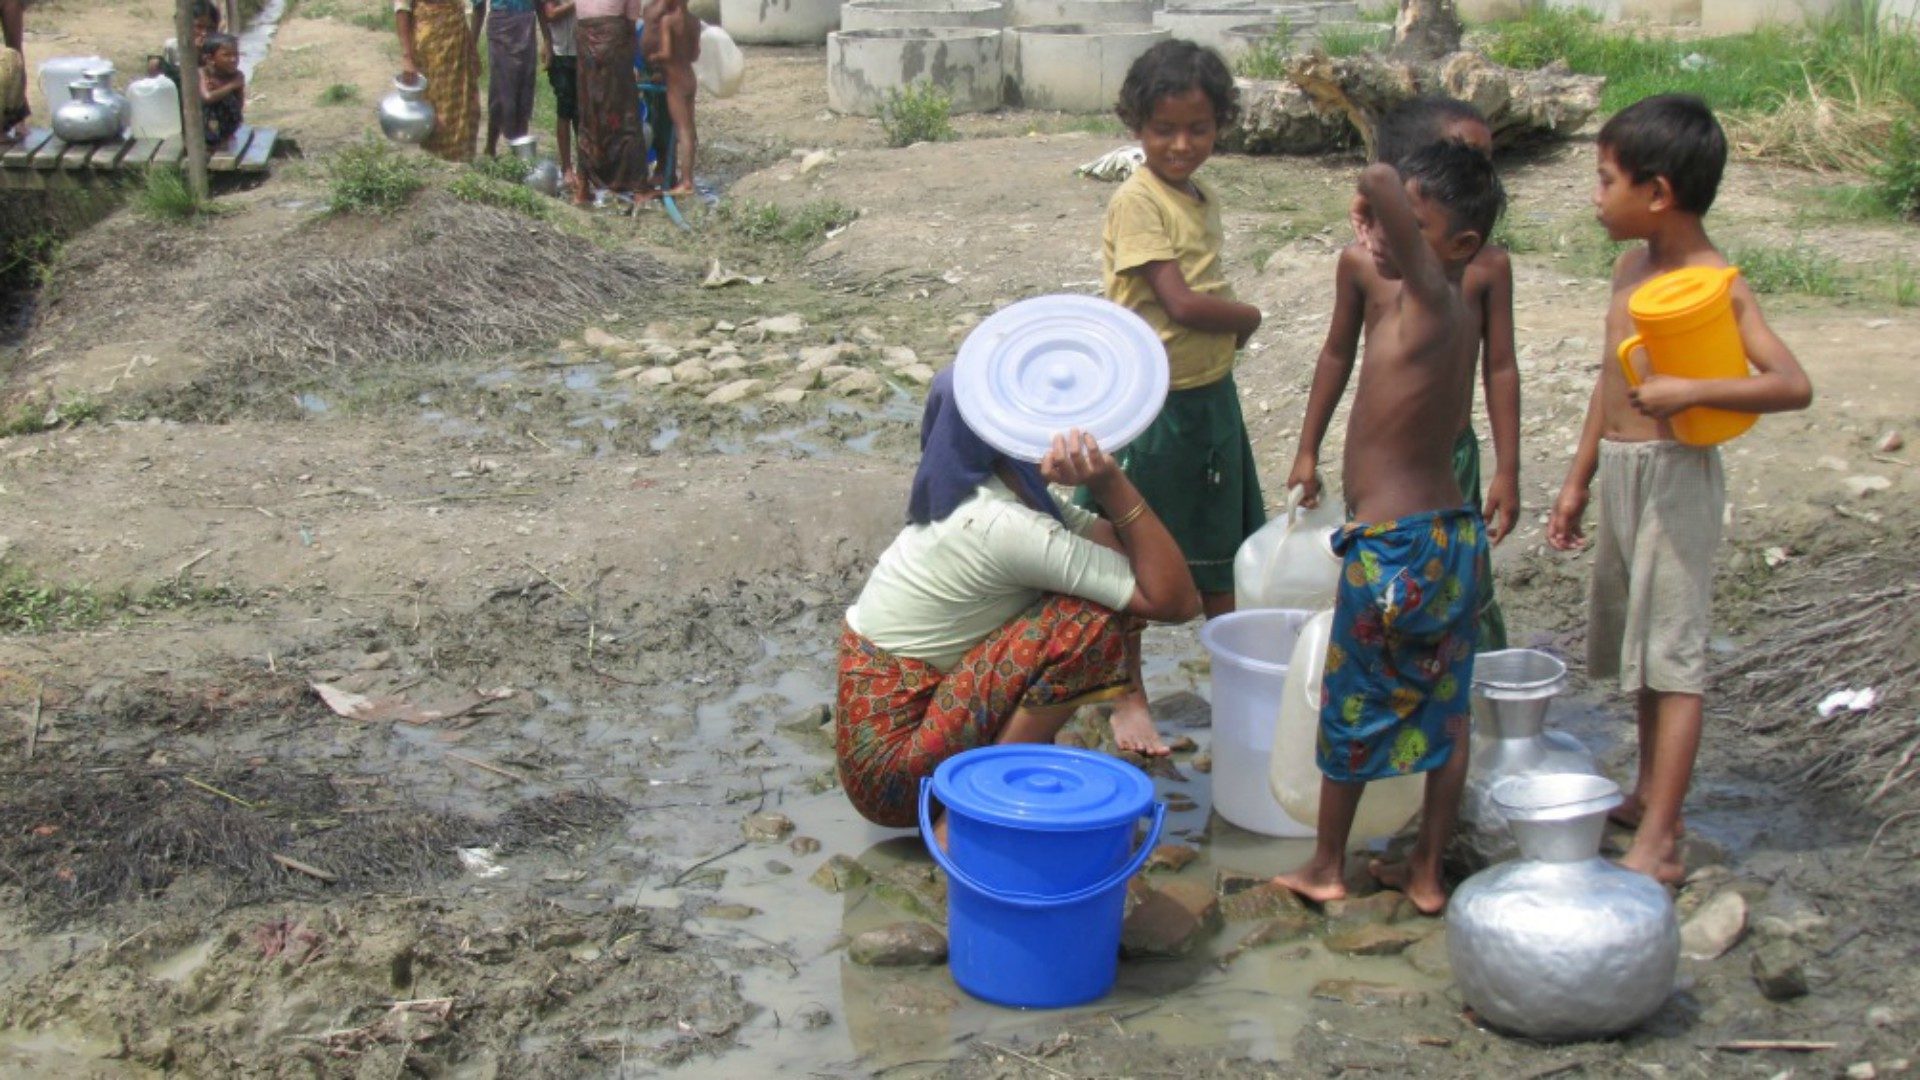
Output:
[541, 0, 579, 183]
[641, 0, 699, 195]
[1548, 95, 1812, 883]
[199, 32, 244, 149]
[1291, 96, 1521, 651]
[1086, 39, 1264, 757]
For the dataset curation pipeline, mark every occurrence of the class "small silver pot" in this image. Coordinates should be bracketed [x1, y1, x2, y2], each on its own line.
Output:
[82, 66, 130, 134]
[509, 134, 562, 197]
[1463, 649, 1598, 849]
[52, 79, 121, 143]
[378, 73, 437, 145]
[1448, 773, 1679, 1041]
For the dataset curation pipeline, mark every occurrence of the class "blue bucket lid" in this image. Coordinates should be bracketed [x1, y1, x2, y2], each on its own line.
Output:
[932, 745, 1154, 832]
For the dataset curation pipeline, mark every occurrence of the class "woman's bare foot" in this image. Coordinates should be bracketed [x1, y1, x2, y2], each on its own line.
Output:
[1608, 795, 1685, 836]
[1273, 861, 1347, 905]
[1107, 693, 1169, 756]
[1367, 858, 1448, 916]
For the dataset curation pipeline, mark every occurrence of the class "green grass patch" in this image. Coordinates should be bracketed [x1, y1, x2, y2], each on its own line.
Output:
[133, 165, 215, 223]
[1727, 243, 1843, 296]
[1235, 26, 1295, 80]
[1797, 182, 1904, 223]
[717, 199, 859, 248]
[0, 397, 103, 438]
[469, 152, 532, 183]
[317, 82, 361, 106]
[326, 137, 428, 214]
[0, 563, 246, 634]
[1317, 24, 1390, 57]
[448, 170, 550, 218]
[879, 83, 957, 148]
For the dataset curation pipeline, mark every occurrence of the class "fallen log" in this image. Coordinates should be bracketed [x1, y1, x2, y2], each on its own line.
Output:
[1223, 52, 1604, 156]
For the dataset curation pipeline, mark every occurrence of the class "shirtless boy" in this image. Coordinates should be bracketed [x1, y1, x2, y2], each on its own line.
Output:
[1274, 141, 1505, 914]
[1291, 97, 1521, 650]
[1548, 95, 1811, 883]
[641, 0, 698, 195]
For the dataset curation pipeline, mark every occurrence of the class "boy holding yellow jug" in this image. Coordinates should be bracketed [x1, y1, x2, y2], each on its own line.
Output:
[1548, 95, 1814, 884]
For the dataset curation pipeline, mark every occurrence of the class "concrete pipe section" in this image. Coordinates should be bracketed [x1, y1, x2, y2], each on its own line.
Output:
[721, 0, 841, 44]
[841, 0, 1009, 29]
[1005, 23, 1170, 112]
[1220, 18, 1289, 60]
[1008, 0, 1153, 26]
[1152, 3, 1280, 52]
[827, 27, 1005, 115]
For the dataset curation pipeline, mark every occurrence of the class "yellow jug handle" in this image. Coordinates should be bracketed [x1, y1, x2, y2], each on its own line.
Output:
[1616, 334, 1646, 388]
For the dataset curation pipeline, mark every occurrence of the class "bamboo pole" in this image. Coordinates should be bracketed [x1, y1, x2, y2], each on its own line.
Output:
[177, 0, 210, 201]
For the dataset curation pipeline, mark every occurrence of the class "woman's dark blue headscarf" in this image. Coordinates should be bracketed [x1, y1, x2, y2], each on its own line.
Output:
[908, 368, 1063, 526]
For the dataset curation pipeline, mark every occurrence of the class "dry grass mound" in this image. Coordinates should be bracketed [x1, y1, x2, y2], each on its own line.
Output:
[215, 197, 672, 373]
[1721, 550, 1919, 837]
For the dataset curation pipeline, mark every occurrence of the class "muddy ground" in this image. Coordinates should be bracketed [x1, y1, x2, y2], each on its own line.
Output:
[0, 1, 1916, 1077]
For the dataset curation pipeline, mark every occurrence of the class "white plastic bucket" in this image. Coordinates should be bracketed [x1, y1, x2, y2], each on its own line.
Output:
[1199, 609, 1316, 837]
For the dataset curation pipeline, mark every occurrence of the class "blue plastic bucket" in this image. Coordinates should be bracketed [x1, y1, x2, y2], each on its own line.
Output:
[920, 745, 1165, 1009]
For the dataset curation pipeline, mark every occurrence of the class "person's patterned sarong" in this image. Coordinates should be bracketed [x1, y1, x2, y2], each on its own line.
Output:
[835, 595, 1130, 827]
[414, 0, 480, 162]
[575, 15, 648, 193]
[1318, 506, 1486, 783]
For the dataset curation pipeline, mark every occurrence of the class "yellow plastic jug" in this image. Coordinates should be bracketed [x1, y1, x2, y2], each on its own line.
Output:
[1615, 265, 1757, 447]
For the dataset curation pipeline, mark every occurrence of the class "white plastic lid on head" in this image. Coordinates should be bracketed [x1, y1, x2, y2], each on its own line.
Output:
[952, 294, 1169, 463]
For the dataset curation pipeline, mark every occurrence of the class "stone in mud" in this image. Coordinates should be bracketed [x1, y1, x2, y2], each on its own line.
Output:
[1755, 910, 1830, 944]
[1221, 912, 1319, 964]
[700, 903, 760, 921]
[879, 346, 919, 369]
[1164, 795, 1199, 813]
[643, 342, 681, 364]
[1216, 868, 1267, 896]
[743, 812, 795, 842]
[708, 356, 750, 377]
[795, 1003, 833, 1029]
[1311, 979, 1429, 1008]
[1122, 879, 1223, 959]
[1847, 1064, 1879, 1080]
[1144, 843, 1200, 873]
[1220, 883, 1309, 923]
[1403, 927, 1451, 977]
[1681, 889, 1748, 960]
[638, 367, 674, 386]
[758, 314, 808, 336]
[1750, 938, 1810, 1001]
[898, 363, 937, 386]
[789, 836, 822, 857]
[1325, 891, 1414, 928]
[797, 343, 860, 372]
[871, 864, 947, 923]
[854, 325, 885, 346]
[1191, 754, 1212, 774]
[777, 370, 821, 393]
[810, 854, 868, 893]
[829, 370, 888, 400]
[1166, 735, 1198, 753]
[1326, 922, 1429, 957]
[671, 359, 713, 385]
[766, 388, 808, 406]
[614, 365, 647, 381]
[849, 922, 948, 967]
[776, 704, 834, 750]
[534, 927, 589, 949]
[583, 327, 630, 352]
[1878, 430, 1904, 453]
[820, 364, 861, 382]
[765, 860, 792, 875]
[704, 379, 766, 406]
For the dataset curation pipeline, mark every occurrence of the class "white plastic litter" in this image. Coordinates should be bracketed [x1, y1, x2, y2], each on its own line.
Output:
[694, 24, 746, 98]
[457, 847, 508, 878]
[1816, 687, 1880, 719]
[1075, 145, 1145, 182]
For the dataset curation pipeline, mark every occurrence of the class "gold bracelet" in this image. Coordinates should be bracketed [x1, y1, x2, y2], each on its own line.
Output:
[1111, 501, 1148, 529]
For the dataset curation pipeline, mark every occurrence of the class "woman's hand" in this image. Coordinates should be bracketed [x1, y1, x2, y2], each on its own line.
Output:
[1037, 429, 1118, 492]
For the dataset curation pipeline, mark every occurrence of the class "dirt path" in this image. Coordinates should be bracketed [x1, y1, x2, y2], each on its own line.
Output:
[0, 4, 1917, 1076]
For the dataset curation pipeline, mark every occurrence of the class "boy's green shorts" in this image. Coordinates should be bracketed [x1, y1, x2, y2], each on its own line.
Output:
[1076, 374, 1265, 596]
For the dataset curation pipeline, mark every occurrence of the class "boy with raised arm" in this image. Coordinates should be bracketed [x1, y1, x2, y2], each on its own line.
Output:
[1274, 141, 1505, 915]
[1548, 95, 1811, 883]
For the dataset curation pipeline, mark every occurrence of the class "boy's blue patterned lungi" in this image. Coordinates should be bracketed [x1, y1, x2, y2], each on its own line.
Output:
[1318, 506, 1487, 783]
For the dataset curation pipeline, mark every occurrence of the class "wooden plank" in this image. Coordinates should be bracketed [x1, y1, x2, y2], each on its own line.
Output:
[152, 136, 184, 168]
[2, 128, 52, 167]
[209, 125, 251, 171]
[121, 138, 164, 168]
[237, 127, 275, 172]
[60, 139, 99, 170]
[87, 140, 134, 171]
[30, 133, 66, 169]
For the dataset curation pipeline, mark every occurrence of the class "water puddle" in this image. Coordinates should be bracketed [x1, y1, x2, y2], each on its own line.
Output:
[237, 0, 290, 80]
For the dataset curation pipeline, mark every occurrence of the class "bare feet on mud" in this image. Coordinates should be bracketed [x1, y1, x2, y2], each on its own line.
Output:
[1272, 862, 1347, 905]
[1107, 694, 1169, 756]
[1368, 858, 1448, 916]
[1617, 847, 1686, 885]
